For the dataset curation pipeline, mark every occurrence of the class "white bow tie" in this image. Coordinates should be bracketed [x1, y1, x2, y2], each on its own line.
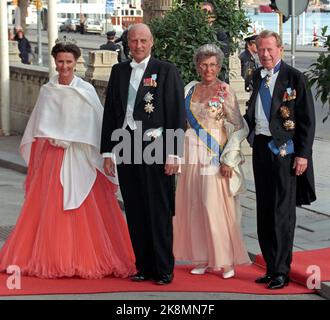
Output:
[130, 60, 145, 69]
[260, 68, 273, 79]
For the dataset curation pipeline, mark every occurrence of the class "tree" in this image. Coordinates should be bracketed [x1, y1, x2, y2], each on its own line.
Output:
[305, 27, 330, 122]
[18, 0, 29, 32]
[149, 1, 250, 84]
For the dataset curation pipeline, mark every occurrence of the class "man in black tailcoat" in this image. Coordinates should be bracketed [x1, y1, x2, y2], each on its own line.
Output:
[101, 23, 185, 285]
[244, 30, 316, 289]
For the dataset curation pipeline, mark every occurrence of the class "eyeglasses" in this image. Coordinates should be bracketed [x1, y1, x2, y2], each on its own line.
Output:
[199, 63, 219, 70]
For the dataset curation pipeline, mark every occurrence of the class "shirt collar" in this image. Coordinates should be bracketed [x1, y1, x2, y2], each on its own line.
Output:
[130, 55, 151, 70]
[260, 60, 281, 78]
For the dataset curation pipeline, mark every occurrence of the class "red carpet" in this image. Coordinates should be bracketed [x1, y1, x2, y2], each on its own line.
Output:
[0, 263, 314, 297]
[255, 247, 330, 286]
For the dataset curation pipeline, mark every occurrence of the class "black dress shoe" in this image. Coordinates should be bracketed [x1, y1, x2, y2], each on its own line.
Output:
[267, 275, 290, 289]
[154, 273, 174, 285]
[130, 272, 152, 282]
[255, 274, 272, 284]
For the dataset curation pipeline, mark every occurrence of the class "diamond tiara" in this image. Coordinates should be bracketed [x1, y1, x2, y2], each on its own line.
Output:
[55, 35, 77, 45]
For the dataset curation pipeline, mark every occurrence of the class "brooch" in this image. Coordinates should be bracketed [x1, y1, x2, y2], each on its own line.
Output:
[208, 97, 224, 110]
[283, 119, 295, 130]
[279, 144, 287, 157]
[143, 74, 157, 87]
[279, 106, 290, 119]
[264, 75, 271, 88]
[283, 88, 296, 102]
[144, 92, 155, 114]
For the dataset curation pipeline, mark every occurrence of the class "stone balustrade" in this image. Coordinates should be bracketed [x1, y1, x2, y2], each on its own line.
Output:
[9, 63, 49, 134]
[9, 41, 21, 63]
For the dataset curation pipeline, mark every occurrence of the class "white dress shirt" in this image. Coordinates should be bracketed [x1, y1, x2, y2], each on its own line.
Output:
[103, 55, 151, 159]
[122, 55, 151, 130]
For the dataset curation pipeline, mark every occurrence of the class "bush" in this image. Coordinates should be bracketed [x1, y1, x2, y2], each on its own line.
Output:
[149, 1, 250, 84]
[305, 26, 330, 122]
[150, 3, 217, 84]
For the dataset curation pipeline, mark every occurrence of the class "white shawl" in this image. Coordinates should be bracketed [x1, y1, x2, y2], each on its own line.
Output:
[21, 75, 118, 210]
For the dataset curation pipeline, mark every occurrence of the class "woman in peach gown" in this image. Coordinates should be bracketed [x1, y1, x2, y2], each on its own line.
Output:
[173, 44, 251, 279]
[0, 41, 136, 279]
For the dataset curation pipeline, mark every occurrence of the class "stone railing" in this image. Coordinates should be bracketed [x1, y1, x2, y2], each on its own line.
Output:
[9, 50, 119, 134]
[10, 63, 49, 134]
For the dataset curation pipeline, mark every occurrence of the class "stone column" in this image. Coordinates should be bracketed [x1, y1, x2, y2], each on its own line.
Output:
[230, 2, 252, 155]
[9, 41, 21, 63]
[75, 48, 87, 79]
[142, 0, 173, 24]
[229, 52, 250, 109]
[48, 0, 58, 77]
[229, 47, 251, 154]
[84, 50, 119, 81]
[0, 1, 11, 135]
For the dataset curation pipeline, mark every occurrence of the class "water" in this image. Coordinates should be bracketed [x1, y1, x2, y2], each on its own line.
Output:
[246, 11, 330, 45]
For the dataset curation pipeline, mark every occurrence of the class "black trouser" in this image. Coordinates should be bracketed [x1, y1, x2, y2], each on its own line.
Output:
[116, 129, 175, 278]
[253, 134, 296, 276]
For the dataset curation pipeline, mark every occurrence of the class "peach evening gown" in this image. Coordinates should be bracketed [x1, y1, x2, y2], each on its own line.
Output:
[173, 82, 251, 271]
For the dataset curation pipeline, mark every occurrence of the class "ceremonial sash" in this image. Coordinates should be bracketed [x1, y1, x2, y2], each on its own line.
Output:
[259, 62, 281, 121]
[259, 81, 272, 121]
[185, 86, 224, 166]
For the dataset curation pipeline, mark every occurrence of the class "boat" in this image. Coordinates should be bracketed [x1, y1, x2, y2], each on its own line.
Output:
[56, 1, 143, 32]
[38, 1, 143, 32]
[259, 5, 273, 13]
[320, 4, 330, 12]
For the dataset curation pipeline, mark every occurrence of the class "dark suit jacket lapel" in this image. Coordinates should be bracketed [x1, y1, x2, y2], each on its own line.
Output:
[120, 62, 132, 111]
[134, 57, 158, 109]
[271, 61, 289, 118]
[248, 68, 262, 119]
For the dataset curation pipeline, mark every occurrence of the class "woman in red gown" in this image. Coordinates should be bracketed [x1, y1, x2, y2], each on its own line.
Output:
[0, 41, 136, 279]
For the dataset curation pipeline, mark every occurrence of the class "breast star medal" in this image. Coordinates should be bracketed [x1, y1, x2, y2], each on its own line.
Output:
[279, 146, 287, 157]
[279, 106, 290, 119]
[144, 92, 154, 114]
[283, 119, 295, 130]
[144, 102, 155, 114]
